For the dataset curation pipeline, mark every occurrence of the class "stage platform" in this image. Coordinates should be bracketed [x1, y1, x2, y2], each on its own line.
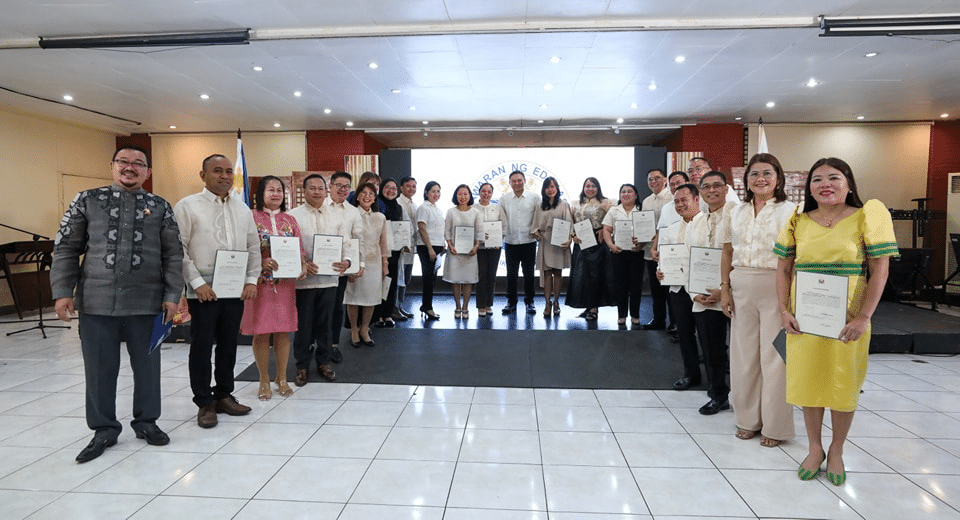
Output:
[870, 301, 960, 354]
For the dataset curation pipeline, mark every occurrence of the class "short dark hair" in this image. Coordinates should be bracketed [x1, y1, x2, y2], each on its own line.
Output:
[302, 173, 325, 190]
[668, 171, 689, 183]
[400, 176, 417, 186]
[113, 145, 151, 167]
[578, 177, 606, 204]
[675, 183, 700, 198]
[351, 182, 380, 212]
[330, 171, 352, 185]
[451, 184, 474, 206]
[616, 183, 639, 205]
[255, 175, 287, 212]
[201, 154, 228, 171]
[509, 170, 525, 180]
[700, 171, 727, 185]
[744, 153, 787, 203]
[647, 168, 665, 177]
[541, 177, 561, 210]
[423, 180, 440, 201]
[803, 157, 864, 213]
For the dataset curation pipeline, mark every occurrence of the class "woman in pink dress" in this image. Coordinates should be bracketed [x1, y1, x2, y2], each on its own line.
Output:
[241, 176, 306, 400]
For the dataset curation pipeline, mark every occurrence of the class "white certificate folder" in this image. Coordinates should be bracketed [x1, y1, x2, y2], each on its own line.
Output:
[211, 250, 249, 299]
[794, 271, 849, 339]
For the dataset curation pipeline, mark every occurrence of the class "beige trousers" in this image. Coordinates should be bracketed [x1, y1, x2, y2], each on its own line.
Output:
[729, 268, 795, 441]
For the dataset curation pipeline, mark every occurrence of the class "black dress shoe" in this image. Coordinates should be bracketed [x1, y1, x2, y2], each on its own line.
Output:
[667, 323, 678, 335]
[134, 424, 170, 446]
[640, 320, 666, 330]
[699, 399, 731, 415]
[330, 347, 343, 364]
[502, 305, 516, 314]
[672, 376, 701, 391]
[398, 308, 414, 318]
[361, 336, 375, 347]
[76, 436, 117, 463]
[525, 303, 536, 314]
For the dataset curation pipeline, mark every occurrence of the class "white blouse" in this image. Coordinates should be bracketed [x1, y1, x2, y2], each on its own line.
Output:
[473, 202, 503, 249]
[720, 199, 796, 270]
[416, 201, 445, 247]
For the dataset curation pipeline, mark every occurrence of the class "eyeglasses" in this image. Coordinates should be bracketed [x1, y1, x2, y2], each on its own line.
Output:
[113, 159, 148, 170]
[330, 183, 351, 191]
[700, 182, 726, 191]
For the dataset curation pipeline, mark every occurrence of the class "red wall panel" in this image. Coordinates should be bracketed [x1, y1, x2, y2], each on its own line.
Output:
[926, 121, 960, 282]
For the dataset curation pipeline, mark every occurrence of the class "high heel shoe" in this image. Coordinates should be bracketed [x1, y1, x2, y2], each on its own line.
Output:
[258, 381, 272, 401]
[276, 379, 293, 397]
[454, 308, 462, 319]
[798, 450, 826, 481]
[360, 329, 375, 347]
[461, 309, 468, 318]
[350, 332, 361, 348]
[543, 307, 551, 318]
[553, 301, 561, 315]
[421, 309, 440, 320]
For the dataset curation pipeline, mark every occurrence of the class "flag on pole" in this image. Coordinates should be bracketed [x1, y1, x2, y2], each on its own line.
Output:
[234, 129, 250, 206]
[757, 118, 769, 154]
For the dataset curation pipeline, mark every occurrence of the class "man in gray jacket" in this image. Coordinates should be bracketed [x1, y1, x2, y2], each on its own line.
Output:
[52, 145, 184, 463]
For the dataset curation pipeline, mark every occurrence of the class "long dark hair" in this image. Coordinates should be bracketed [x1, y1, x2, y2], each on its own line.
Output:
[616, 183, 639, 206]
[255, 175, 286, 212]
[743, 153, 787, 203]
[802, 157, 864, 213]
[541, 176, 561, 210]
[578, 176, 606, 204]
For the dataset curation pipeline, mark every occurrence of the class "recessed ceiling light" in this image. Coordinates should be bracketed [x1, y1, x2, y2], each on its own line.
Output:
[766, 101, 775, 108]
[409, 106, 416, 111]
[735, 117, 742, 121]
[323, 108, 332, 114]
[865, 52, 878, 58]
[293, 91, 302, 97]
[674, 55, 685, 63]
[62, 94, 73, 101]
[391, 89, 401, 94]
[422, 120, 429, 125]
[616, 117, 624, 124]
[550, 56, 561, 64]
[252, 66, 263, 72]
[539, 104, 548, 109]
[346, 121, 354, 127]
[273, 123, 281, 128]
[856, 115, 865, 120]
[169, 125, 177, 129]
[648, 82, 657, 91]
[200, 94, 210, 100]
[806, 78, 818, 88]
[537, 120, 544, 124]
[941, 113, 950, 118]
[543, 83, 553, 90]
[630, 102, 638, 109]
[368, 62, 378, 69]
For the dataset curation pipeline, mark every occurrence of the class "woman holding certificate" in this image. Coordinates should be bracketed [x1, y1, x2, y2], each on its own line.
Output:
[719, 154, 796, 446]
[532, 177, 573, 317]
[344, 183, 389, 347]
[444, 184, 482, 318]
[374, 179, 404, 328]
[774, 158, 897, 486]
[602, 183, 645, 326]
[241, 176, 306, 401]
[474, 182, 502, 317]
[566, 177, 614, 321]
[416, 181, 445, 320]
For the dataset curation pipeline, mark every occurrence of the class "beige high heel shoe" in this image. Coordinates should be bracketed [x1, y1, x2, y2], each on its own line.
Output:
[258, 381, 272, 401]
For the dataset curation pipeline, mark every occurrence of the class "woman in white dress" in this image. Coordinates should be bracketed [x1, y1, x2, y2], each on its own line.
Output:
[532, 176, 573, 317]
[444, 184, 482, 318]
[474, 182, 502, 317]
[343, 183, 389, 347]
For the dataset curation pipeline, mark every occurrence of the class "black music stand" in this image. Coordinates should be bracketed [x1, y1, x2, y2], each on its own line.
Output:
[0, 224, 69, 338]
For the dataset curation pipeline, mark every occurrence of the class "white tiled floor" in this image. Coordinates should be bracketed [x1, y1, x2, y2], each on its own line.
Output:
[1, 320, 959, 519]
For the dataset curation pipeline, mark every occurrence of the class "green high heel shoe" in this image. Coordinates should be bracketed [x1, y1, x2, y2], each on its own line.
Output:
[798, 450, 826, 481]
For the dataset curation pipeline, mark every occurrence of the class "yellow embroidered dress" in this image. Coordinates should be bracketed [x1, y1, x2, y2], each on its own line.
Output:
[773, 199, 898, 411]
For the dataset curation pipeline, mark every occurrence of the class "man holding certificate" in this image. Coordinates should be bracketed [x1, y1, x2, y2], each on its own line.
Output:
[684, 171, 735, 416]
[775, 158, 897, 486]
[174, 154, 261, 429]
[51, 146, 183, 462]
[655, 183, 702, 393]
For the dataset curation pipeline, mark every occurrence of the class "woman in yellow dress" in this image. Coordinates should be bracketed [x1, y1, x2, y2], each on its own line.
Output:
[774, 158, 898, 486]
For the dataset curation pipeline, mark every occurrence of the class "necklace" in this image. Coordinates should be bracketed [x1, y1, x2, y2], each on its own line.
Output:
[817, 207, 847, 227]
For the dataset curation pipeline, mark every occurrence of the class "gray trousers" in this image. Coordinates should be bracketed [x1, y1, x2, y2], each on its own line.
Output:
[78, 313, 160, 439]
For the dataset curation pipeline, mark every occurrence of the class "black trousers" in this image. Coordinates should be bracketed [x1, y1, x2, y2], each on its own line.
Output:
[374, 251, 400, 320]
[694, 308, 730, 401]
[293, 287, 337, 369]
[645, 258, 669, 325]
[476, 248, 501, 308]
[610, 250, 644, 319]
[417, 245, 444, 311]
[331, 276, 348, 346]
[187, 298, 244, 408]
[78, 313, 159, 439]
[668, 289, 701, 382]
[504, 242, 536, 306]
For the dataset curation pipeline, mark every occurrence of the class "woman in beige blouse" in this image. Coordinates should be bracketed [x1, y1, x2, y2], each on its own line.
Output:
[720, 153, 797, 447]
[566, 177, 615, 321]
[532, 176, 573, 317]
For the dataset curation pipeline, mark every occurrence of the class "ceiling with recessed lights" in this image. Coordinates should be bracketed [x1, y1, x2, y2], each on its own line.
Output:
[0, 0, 957, 147]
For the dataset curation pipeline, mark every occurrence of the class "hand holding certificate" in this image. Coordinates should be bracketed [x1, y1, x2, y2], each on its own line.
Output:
[613, 219, 634, 250]
[269, 236, 302, 279]
[211, 250, 249, 299]
[390, 221, 412, 251]
[573, 220, 597, 249]
[313, 235, 344, 275]
[550, 218, 571, 247]
[453, 226, 475, 254]
[632, 210, 656, 242]
[341, 238, 361, 274]
[658, 244, 689, 287]
[482, 221, 502, 248]
[687, 246, 722, 295]
[794, 271, 848, 339]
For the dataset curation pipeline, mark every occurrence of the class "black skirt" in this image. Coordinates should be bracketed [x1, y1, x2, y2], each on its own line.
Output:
[565, 241, 616, 309]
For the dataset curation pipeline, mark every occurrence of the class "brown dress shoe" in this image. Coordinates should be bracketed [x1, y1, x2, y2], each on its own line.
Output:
[319, 364, 336, 382]
[215, 395, 252, 416]
[197, 403, 218, 428]
[295, 368, 309, 387]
